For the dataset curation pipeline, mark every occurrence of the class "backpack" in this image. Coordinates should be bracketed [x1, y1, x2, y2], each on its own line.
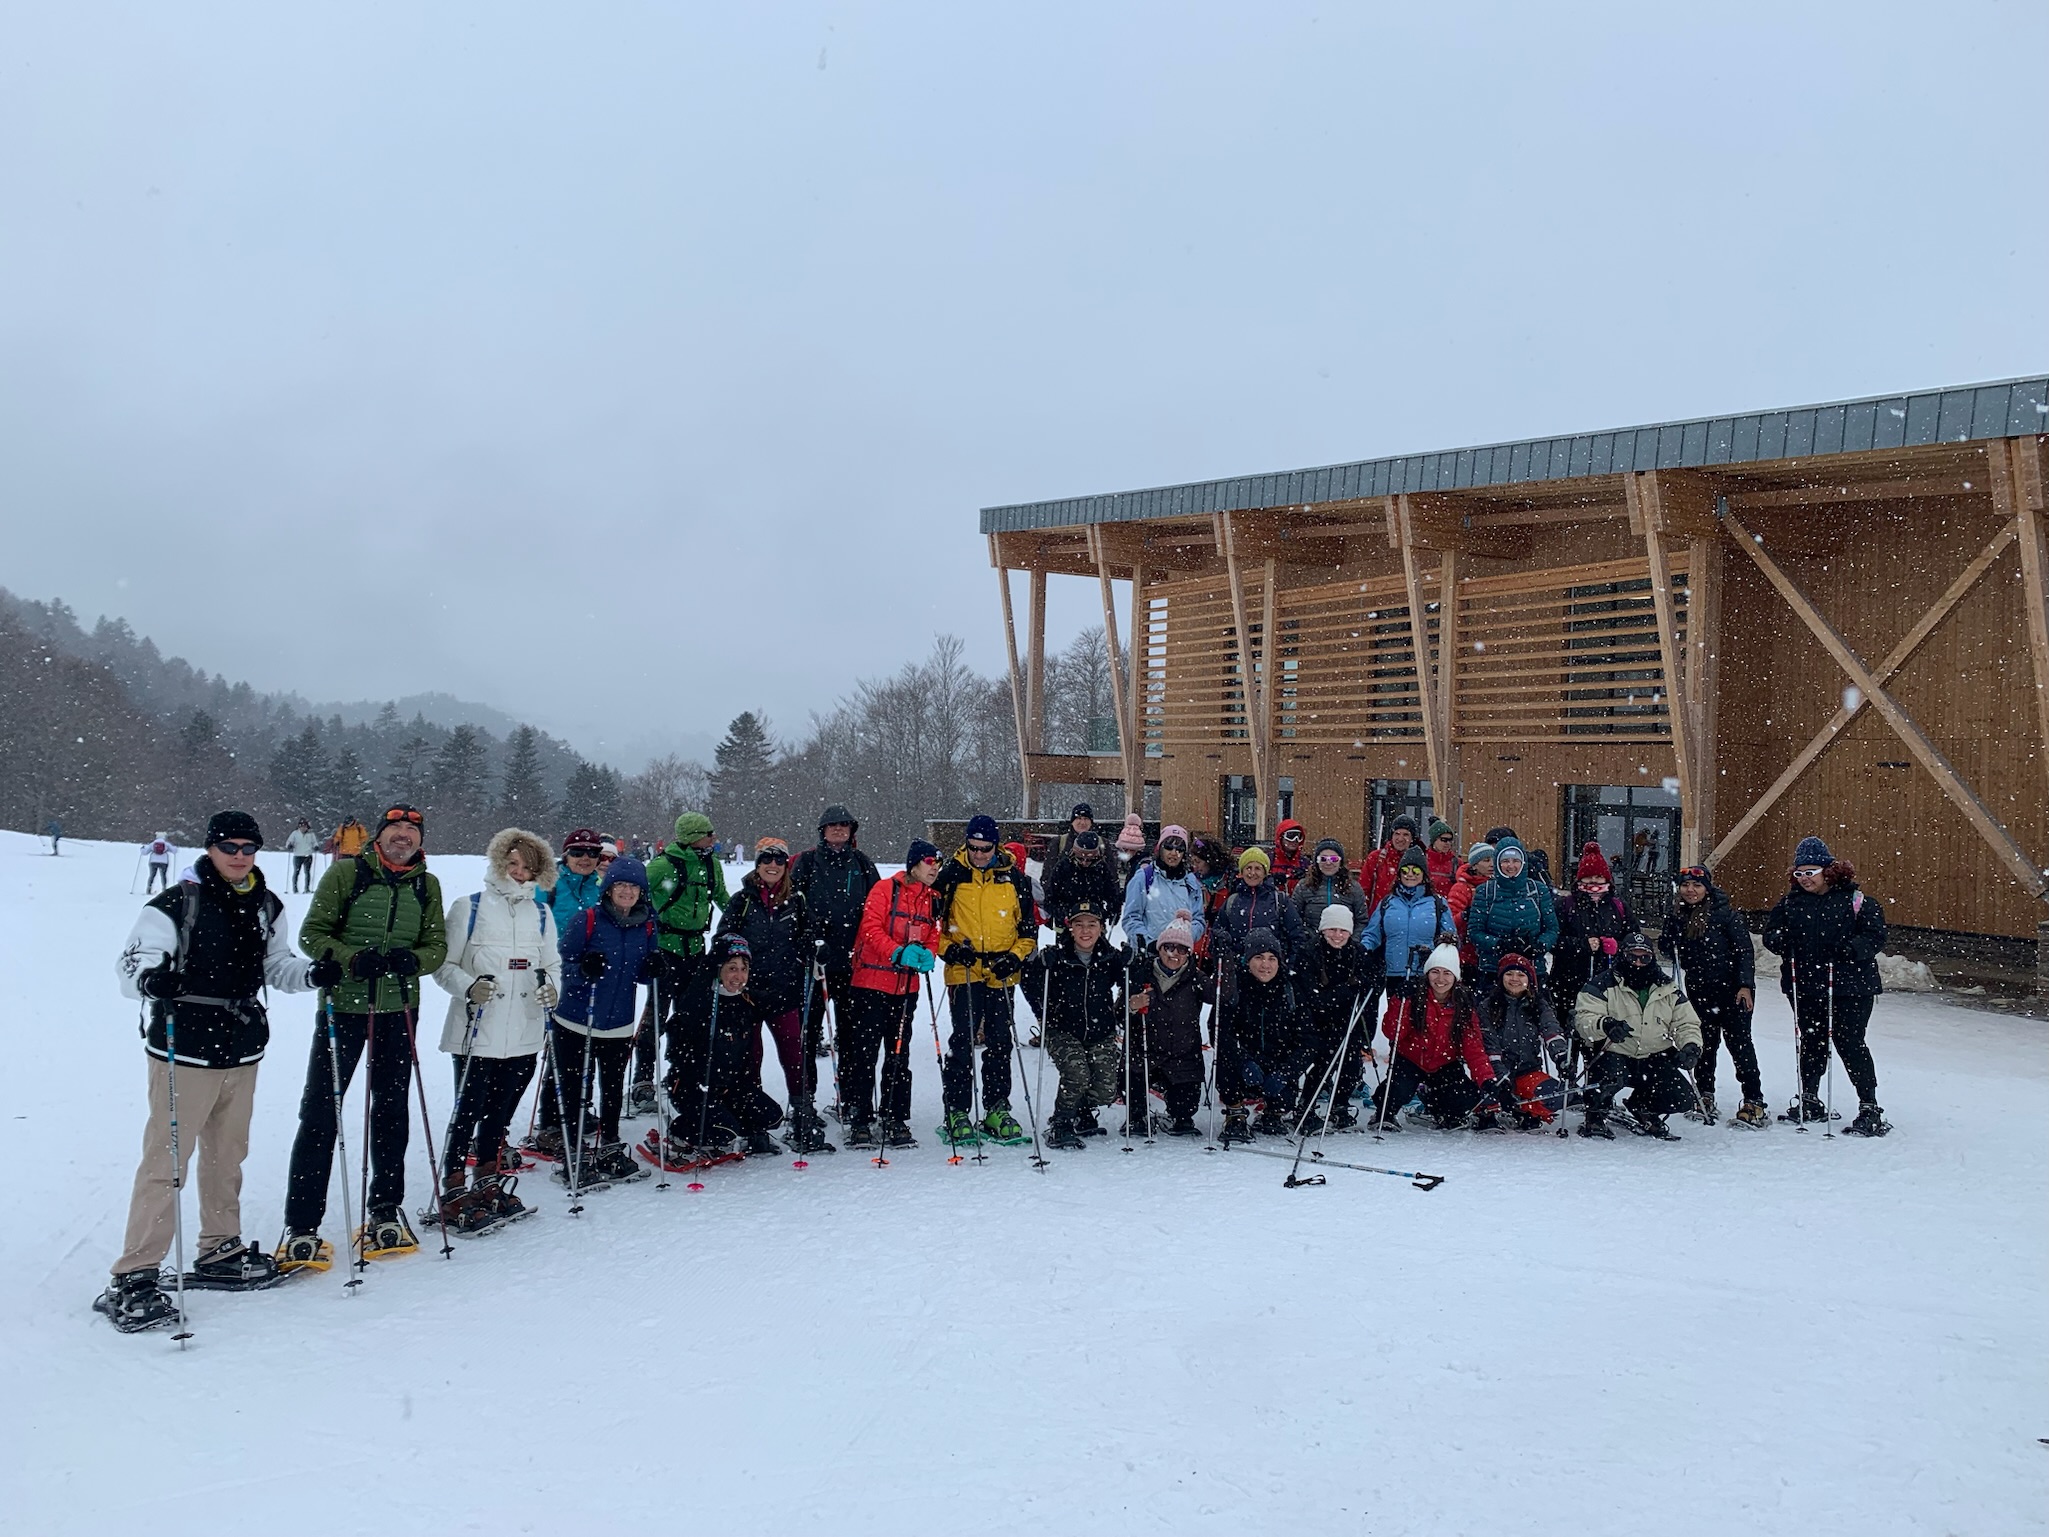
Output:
[463, 889, 554, 944]
[334, 854, 433, 932]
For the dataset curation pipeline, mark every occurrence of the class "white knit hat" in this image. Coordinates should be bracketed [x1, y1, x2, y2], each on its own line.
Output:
[1424, 942, 1462, 978]
[1317, 904, 1355, 935]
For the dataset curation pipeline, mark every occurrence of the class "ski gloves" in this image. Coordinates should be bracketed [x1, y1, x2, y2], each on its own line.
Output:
[578, 951, 609, 980]
[986, 952, 1023, 981]
[137, 965, 183, 1001]
[893, 944, 937, 974]
[349, 948, 422, 981]
[307, 954, 344, 989]
[1601, 1016, 1632, 1043]
[942, 941, 976, 968]
[1675, 1042, 1702, 1073]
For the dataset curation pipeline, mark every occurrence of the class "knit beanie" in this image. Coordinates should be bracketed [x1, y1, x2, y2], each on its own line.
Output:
[204, 810, 262, 848]
[905, 838, 940, 867]
[1398, 844, 1430, 875]
[674, 811, 714, 842]
[1317, 904, 1355, 935]
[1243, 928, 1286, 964]
[1156, 918, 1196, 949]
[1159, 824, 1190, 848]
[1466, 842, 1496, 867]
[753, 836, 791, 861]
[1427, 818, 1454, 846]
[1423, 942, 1462, 978]
[1117, 814, 1147, 853]
[1794, 835, 1833, 868]
[1497, 952, 1536, 984]
[965, 813, 1001, 844]
[1389, 815, 1419, 842]
[1576, 841, 1613, 883]
[1238, 846, 1270, 871]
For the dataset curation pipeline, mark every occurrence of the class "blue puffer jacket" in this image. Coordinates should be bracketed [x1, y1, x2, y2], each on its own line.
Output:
[1120, 859, 1208, 946]
[1466, 837, 1559, 974]
[541, 862, 606, 935]
[555, 860, 659, 1038]
[1359, 880, 1452, 979]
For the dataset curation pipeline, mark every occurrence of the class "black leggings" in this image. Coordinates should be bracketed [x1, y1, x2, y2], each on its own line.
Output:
[284, 1010, 415, 1231]
[1374, 1057, 1483, 1122]
[445, 1054, 536, 1178]
[1693, 997, 1762, 1102]
[1793, 990, 1878, 1103]
[552, 1030, 634, 1143]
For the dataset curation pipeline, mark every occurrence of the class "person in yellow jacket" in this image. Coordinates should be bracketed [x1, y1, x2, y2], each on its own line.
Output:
[932, 814, 1038, 1145]
[331, 817, 370, 860]
[1572, 930, 1704, 1141]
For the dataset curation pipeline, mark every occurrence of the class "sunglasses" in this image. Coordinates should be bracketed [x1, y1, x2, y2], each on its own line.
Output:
[1579, 880, 1610, 890]
[381, 807, 423, 825]
[1156, 942, 1190, 954]
[565, 846, 602, 859]
[965, 841, 996, 854]
[1159, 839, 1186, 851]
[757, 850, 790, 864]
[212, 840, 261, 857]
[1792, 866, 1825, 878]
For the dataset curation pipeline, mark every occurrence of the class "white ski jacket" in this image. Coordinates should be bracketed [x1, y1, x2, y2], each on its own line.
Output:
[283, 828, 319, 857]
[433, 873, 561, 1060]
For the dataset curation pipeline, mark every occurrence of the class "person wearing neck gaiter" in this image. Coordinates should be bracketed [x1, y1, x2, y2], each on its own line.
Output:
[1571, 930, 1702, 1141]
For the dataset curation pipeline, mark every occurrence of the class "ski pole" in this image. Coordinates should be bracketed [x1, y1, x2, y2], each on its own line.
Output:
[1028, 959, 1053, 1165]
[441, 997, 484, 1244]
[130, 849, 145, 894]
[543, 1010, 579, 1190]
[1012, 969, 1047, 1172]
[161, 1003, 194, 1345]
[1823, 962, 1837, 1141]
[925, 977, 963, 1164]
[321, 989, 363, 1293]
[402, 1004, 456, 1258]
[693, 965, 721, 1159]
[1139, 981, 1154, 1147]
[1232, 1143, 1445, 1191]
[1120, 957, 1136, 1154]
[797, 941, 821, 1130]
[1373, 988, 1411, 1134]
[965, 981, 987, 1165]
[1284, 995, 1364, 1188]
[355, 1010, 375, 1275]
[651, 972, 672, 1190]
[569, 1001, 599, 1206]
[1787, 958, 1808, 1132]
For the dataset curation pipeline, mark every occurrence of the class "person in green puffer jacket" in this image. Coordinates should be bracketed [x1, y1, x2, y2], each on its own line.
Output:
[278, 805, 449, 1270]
[644, 811, 731, 1092]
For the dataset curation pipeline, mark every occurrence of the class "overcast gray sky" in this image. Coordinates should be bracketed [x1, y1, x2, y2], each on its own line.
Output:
[4, 2, 2043, 768]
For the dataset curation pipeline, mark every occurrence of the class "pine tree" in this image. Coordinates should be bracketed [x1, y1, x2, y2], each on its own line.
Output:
[269, 723, 328, 818]
[428, 725, 491, 852]
[388, 734, 433, 805]
[328, 747, 373, 821]
[709, 711, 779, 842]
[561, 756, 623, 831]
[495, 724, 552, 831]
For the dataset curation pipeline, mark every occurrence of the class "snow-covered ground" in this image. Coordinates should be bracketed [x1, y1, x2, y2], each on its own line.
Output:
[3, 831, 2043, 1535]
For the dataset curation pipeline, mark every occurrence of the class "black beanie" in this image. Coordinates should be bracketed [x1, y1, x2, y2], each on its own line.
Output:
[1398, 844, 1430, 874]
[205, 810, 263, 848]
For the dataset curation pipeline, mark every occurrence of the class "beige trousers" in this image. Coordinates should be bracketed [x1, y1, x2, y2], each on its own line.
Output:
[112, 1057, 259, 1277]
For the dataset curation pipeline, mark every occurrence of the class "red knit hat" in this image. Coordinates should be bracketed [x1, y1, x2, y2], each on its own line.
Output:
[1575, 841, 1612, 883]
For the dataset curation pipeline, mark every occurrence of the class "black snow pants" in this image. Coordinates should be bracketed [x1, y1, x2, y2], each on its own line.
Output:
[284, 1009, 415, 1231]
[1794, 989, 1878, 1103]
[444, 1054, 536, 1179]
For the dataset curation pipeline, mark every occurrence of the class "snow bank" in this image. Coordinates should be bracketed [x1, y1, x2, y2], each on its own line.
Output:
[3, 832, 2044, 1536]
[1876, 951, 1939, 992]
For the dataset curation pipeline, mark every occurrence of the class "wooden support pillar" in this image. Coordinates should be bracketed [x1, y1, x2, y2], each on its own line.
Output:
[1026, 568, 1048, 757]
[1127, 558, 1147, 816]
[1393, 496, 1449, 810]
[989, 537, 1033, 819]
[1627, 473, 1698, 863]
[1436, 547, 1463, 840]
[1990, 438, 2049, 802]
[1259, 557, 1278, 841]
[1215, 512, 1269, 829]
[1088, 526, 1133, 803]
[1686, 534, 1725, 859]
[1721, 505, 2048, 901]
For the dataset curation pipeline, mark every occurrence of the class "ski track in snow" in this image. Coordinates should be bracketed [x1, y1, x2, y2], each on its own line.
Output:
[2, 832, 2043, 1535]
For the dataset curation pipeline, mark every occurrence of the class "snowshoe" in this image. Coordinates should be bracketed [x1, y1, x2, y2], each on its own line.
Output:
[1252, 1108, 1289, 1137]
[1629, 1113, 1681, 1141]
[552, 1158, 612, 1194]
[1843, 1103, 1891, 1138]
[843, 1119, 878, 1150]
[184, 1237, 286, 1291]
[1778, 1095, 1837, 1124]
[1430, 1112, 1469, 1131]
[596, 1141, 650, 1182]
[1165, 1115, 1201, 1138]
[1295, 1109, 1326, 1135]
[787, 1100, 837, 1154]
[1471, 1110, 1505, 1133]
[882, 1118, 919, 1149]
[1578, 1112, 1616, 1140]
[465, 1172, 534, 1235]
[626, 1081, 660, 1119]
[1326, 1106, 1359, 1132]
[980, 1102, 1029, 1146]
[274, 1232, 333, 1274]
[358, 1209, 419, 1260]
[1121, 1111, 1155, 1140]
[92, 1269, 180, 1334]
[1686, 1091, 1719, 1125]
[1731, 1099, 1770, 1129]
[519, 1127, 565, 1162]
[744, 1130, 783, 1157]
[1075, 1111, 1108, 1138]
[939, 1110, 979, 1147]
[635, 1129, 744, 1175]
[1047, 1118, 1086, 1150]
[1219, 1107, 1253, 1145]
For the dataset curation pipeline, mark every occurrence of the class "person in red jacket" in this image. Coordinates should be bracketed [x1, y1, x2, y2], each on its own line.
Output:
[1269, 819, 1310, 894]
[1367, 942, 1503, 1131]
[1424, 819, 1460, 897]
[1447, 841, 1494, 975]
[843, 840, 944, 1150]
[1357, 815, 1420, 915]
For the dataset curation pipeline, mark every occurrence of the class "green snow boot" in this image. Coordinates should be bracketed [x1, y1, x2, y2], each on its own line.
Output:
[939, 1110, 980, 1147]
[980, 1101, 1029, 1146]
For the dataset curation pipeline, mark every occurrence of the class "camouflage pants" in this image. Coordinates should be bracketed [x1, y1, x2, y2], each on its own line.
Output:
[1045, 1030, 1121, 1123]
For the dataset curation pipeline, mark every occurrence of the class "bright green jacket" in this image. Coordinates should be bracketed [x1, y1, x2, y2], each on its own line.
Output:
[646, 842, 728, 957]
[298, 853, 449, 1013]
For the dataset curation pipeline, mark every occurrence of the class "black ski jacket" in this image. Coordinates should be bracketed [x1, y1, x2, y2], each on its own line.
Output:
[1293, 935, 1378, 1043]
[1762, 871, 1886, 1000]
[790, 840, 880, 972]
[1476, 983, 1565, 1079]
[1551, 888, 1636, 1000]
[720, 875, 810, 1016]
[1020, 932, 1131, 1046]
[1659, 885, 1755, 999]
[1218, 964, 1307, 1067]
[1136, 959, 1208, 1085]
[1041, 852, 1123, 928]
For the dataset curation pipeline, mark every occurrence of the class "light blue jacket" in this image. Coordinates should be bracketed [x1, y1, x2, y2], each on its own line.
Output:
[1358, 880, 1452, 979]
[1120, 860, 1208, 946]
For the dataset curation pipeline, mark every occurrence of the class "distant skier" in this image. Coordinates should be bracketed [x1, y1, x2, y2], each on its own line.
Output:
[283, 819, 318, 892]
[142, 833, 174, 893]
[46, 817, 62, 855]
[99, 811, 330, 1333]
[331, 816, 370, 862]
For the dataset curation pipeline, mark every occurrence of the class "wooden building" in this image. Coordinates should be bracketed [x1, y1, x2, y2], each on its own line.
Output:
[983, 377, 2049, 947]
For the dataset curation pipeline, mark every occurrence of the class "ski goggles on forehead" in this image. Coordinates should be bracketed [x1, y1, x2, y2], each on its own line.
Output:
[381, 807, 423, 826]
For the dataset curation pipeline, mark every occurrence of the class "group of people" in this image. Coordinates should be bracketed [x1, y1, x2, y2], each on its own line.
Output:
[94, 796, 1894, 1335]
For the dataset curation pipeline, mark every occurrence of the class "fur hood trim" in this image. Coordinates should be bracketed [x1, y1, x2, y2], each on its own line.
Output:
[487, 827, 558, 890]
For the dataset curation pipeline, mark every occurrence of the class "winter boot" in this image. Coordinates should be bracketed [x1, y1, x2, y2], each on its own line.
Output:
[1688, 1090, 1719, 1125]
[472, 1165, 530, 1226]
[1326, 1105, 1359, 1132]
[92, 1269, 179, 1334]
[787, 1097, 837, 1154]
[1296, 1107, 1327, 1135]
[1047, 1116, 1086, 1151]
[744, 1129, 783, 1157]
[596, 1141, 646, 1182]
[1220, 1106, 1253, 1145]
[274, 1232, 333, 1274]
[1778, 1093, 1831, 1125]
[845, 1118, 879, 1149]
[1471, 1110, 1504, 1133]
[1843, 1102, 1892, 1138]
[1578, 1109, 1615, 1140]
[1732, 1098, 1770, 1129]
[360, 1207, 419, 1260]
[521, 1125, 565, 1160]
[941, 1110, 979, 1147]
[1122, 1109, 1154, 1139]
[186, 1237, 282, 1291]
[1075, 1110, 1108, 1138]
[1166, 1115, 1201, 1138]
[627, 1081, 660, 1119]
[882, 1118, 919, 1149]
[1253, 1105, 1289, 1137]
[981, 1101, 1026, 1144]
[1629, 1112, 1680, 1141]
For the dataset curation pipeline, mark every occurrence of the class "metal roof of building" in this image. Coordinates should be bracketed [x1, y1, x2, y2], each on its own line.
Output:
[979, 375, 2049, 534]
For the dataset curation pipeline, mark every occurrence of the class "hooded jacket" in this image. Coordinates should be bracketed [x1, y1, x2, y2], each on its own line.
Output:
[1573, 960, 1704, 1060]
[790, 811, 881, 970]
[1383, 986, 1494, 1081]
[1293, 839, 1371, 934]
[1477, 981, 1565, 1079]
[1120, 855, 1208, 947]
[1358, 832, 1415, 914]
[646, 818, 729, 958]
[298, 846, 449, 1015]
[1269, 818, 1310, 893]
[1020, 930, 1133, 1046]
[556, 862, 659, 1038]
[116, 858, 313, 1069]
[1465, 837, 1559, 975]
[433, 829, 562, 1060]
[1762, 864, 1886, 1000]
[1659, 880, 1755, 1000]
[851, 871, 941, 996]
[934, 845, 1038, 988]
[1218, 952, 1308, 1068]
[721, 870, 811, 1015]
[1358, 879, 1452, 980]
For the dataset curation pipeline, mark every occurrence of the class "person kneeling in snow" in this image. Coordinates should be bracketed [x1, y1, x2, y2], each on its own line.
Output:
[1367, 944, 1502, 1131]
[1572, 931, 1703, 1141]
[1019, 899, 1132, 1149]
[661, 933, 785, 1158]
[1215, 928, 1311, 1142]
[102, 811, 328, 1332]
[1474, 953, 1569, 1129]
